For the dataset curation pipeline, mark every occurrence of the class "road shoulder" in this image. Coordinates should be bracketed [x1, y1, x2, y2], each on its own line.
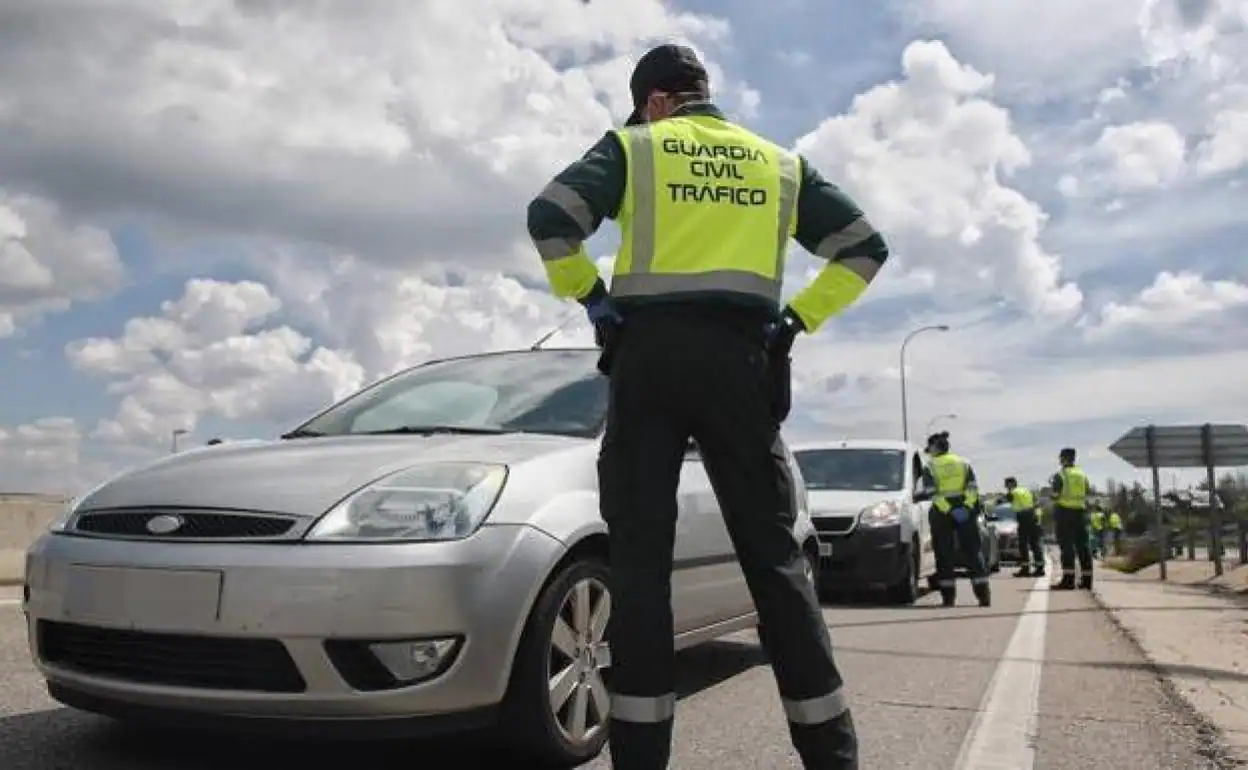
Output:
[1093, 561, 1248, 766]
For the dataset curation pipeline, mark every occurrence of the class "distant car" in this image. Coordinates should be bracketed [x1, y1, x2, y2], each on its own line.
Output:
[987, 502, 1022, 564]
[23, 347, 821, 768]
[791, 439, 936, 605]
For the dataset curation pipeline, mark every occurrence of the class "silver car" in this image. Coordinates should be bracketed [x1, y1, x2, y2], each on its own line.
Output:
[23, 348, 820, 767]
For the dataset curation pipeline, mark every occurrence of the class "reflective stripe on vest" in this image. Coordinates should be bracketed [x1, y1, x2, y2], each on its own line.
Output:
[1010, 487, 1035, 511]
[1057, 466, 1088, 509]
[612, 119, 800, 303]
[930, 453, 969, 513]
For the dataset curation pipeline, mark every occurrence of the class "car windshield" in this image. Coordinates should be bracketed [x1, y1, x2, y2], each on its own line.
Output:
[288, 349, 609, 439]
[992, 504, 1017, 522]
[794, 448, 906, 491]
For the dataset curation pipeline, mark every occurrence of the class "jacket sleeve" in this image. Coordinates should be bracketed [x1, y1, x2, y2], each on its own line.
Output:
[1050, 473, 1064, 494]
[786, 156, 890, 332]
[525, 132, 627, 303]
[964, 463, 980, 507]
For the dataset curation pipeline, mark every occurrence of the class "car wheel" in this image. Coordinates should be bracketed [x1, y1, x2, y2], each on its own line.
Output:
[888, 539, 921, 605]
[500, 557, 612, 767]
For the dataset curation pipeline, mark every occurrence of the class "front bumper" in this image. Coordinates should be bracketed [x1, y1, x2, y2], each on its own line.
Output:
[812, 518, 905, 588]
[22, 523, 564, 726]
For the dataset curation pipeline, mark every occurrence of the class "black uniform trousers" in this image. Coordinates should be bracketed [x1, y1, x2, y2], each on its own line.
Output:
[1016, 509, 1044, 569]
[1053, 506, 1092, 578]
[928, 505, 988, 591]
[598, 309, 858, 770]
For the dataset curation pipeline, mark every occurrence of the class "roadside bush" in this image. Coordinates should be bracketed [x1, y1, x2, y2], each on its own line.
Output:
[1106, 539, 1160, 573]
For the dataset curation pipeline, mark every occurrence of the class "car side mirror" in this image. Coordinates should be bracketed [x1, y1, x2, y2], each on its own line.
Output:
[984, 512, 999, 522]
[912, 488, 933, 503]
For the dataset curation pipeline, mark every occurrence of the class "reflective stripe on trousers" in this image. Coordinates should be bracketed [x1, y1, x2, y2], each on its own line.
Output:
[782, 688, 850, 725]
[613, 129, 799, 302]
[611, 693, 676, 724]
[970, 576, 990, 586]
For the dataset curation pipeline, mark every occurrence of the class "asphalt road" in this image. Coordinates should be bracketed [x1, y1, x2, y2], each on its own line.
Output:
[0, 570, 1236, 769]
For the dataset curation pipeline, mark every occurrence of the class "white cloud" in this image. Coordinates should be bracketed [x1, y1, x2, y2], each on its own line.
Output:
[793, 40, 1082, 319]
[1093, 120, 1189, 191]
[1087, 269, 1248, 336]
[0, 417, 85, 493]
[65, 278, 365, 445]
[0, 0, 745, 274]
[0, 189, 124, 336]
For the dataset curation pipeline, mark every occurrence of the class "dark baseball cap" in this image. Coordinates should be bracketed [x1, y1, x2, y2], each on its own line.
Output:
[625, 44, 709, 126]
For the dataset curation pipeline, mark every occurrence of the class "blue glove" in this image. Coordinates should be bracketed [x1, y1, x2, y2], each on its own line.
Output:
[951, 507, 969, 524]
[585, 295, 622, 327]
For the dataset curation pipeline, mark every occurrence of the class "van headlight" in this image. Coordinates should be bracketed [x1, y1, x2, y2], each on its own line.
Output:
[306, 463, 508, 542]
[858, 500, 902, 528]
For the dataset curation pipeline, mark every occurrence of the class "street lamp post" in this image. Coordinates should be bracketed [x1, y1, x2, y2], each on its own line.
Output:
[170, 428, 188, 454]
[900, 324, 950, 445]
[925, 413, 958, 434]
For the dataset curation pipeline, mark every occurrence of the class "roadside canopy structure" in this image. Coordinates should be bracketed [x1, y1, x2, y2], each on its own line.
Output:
[1108, 423, 1248, 580]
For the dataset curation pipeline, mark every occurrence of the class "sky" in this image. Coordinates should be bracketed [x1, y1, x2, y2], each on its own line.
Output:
[0, 0, 1245, 496]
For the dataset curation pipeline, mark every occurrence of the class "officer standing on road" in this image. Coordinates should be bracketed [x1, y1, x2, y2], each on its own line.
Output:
[919, 431, 991, 608]
[1004, 477, 1045, 578]
[1050, 448, 1093, 590]
[1089, 505, 1106, 558]
[1107, 509, 1124, 555]
[526, 44, 889, 770]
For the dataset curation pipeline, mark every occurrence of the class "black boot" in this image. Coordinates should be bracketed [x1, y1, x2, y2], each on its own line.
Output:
[1013, 565, 1032, 578]
[973, 582, 991, 607]
[940, 587, 956, 607]
[1078, 574, 1093, 590]
[1034, 564, 1046, 577]
[1053, 574, 1075, 590]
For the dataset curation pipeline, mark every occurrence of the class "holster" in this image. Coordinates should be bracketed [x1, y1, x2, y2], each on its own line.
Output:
[594, 320, 621, 376]
[767, 350, 792, 424]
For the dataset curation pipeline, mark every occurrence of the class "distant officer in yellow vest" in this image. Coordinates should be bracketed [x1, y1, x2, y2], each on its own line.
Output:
[1050, 447, 1093, 590]
[1089, 506, 1106, 558]
[1004, 477, 1045, 578]
[528, 44, 888, 770]
[920, 431, 991, 608]
[1107, 510, 1124, 555]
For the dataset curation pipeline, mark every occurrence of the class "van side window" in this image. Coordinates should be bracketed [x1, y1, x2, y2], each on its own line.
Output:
[911, 453, 924, 492]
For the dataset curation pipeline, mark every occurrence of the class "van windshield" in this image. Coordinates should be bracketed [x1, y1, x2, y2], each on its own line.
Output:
[794, 448, 906, 492]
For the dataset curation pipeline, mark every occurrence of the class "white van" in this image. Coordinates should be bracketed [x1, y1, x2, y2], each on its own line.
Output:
[790, 439, 936, 604]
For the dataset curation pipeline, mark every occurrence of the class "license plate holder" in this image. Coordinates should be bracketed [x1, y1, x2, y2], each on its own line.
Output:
[818, 541, 833, 557]
[64, 566, 223, 626]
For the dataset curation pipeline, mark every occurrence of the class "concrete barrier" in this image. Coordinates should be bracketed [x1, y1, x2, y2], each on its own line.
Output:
[0, 494, 68, 585]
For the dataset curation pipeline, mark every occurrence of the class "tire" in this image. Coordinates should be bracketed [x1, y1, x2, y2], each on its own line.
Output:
[500, 557, 612, 767]
[888, 539, 921, 605]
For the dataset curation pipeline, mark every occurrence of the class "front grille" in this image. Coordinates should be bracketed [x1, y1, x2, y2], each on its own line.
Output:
[74, 509, 298, 540]
[813, 516, 857, 536]
[38, 620, 306, 693]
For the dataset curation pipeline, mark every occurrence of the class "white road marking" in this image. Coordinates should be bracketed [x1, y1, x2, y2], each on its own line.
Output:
[953, 556, 1052, 770]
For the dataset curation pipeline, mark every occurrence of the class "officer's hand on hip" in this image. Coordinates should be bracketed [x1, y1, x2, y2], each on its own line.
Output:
[763, 306, 804, 356]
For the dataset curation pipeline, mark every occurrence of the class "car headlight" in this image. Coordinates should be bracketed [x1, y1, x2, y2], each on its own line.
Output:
[858, 500, 902, 528]
[306, 462, 508, 542]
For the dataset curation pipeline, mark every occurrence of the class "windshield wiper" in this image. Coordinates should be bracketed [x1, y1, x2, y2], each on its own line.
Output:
[280, 428, 326, 439]
[360, 425, 508, 436]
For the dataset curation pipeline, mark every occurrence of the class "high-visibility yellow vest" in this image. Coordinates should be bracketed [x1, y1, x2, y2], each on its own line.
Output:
[929, 453, 977, 513]
[1008, 487, 1035, 511]
[1090, 511, 1105, 530]
[1108, 512, 1123, 530]
[1057, 466, 1089, 510]
[612, 117, 798, 305]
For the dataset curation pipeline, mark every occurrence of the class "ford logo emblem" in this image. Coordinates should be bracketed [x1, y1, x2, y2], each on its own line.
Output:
[145, 514, 185, 535]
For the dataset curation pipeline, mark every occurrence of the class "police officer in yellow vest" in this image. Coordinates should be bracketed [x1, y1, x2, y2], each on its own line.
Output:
[1089, 506, 1106, 558]
[1004, 477, 1045, 578]
[1107, 510, 1124, 555]
[919, 431, 991, 607]
[1050, 447, 1093, 590]
[527, 44, 888, 770]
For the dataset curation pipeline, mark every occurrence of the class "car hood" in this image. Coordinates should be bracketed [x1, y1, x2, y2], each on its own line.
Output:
[78, 433, 590, 517]
[993, 520, 1019, 535]
[806, 489, 905, 516]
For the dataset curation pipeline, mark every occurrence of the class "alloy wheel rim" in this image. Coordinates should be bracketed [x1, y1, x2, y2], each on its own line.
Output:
[547, 576, 612, 746]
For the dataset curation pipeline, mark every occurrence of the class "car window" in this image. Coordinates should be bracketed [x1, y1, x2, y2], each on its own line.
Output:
[293, 350, 609, 439]
[794, 448, 906, 491]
